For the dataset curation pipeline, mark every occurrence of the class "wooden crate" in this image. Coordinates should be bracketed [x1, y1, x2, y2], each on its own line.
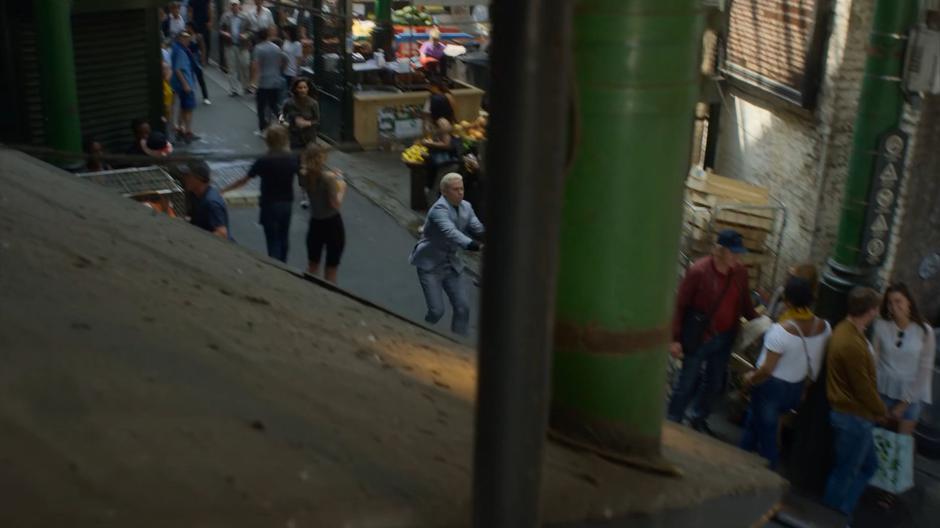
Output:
[687, 190, 775, 220]
[681, 170, 779, 291]
[686, 172, 769, 205]
[685, 217, 769, 248]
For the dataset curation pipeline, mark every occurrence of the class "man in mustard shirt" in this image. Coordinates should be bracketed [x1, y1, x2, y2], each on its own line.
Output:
[823, 287, 888, 522]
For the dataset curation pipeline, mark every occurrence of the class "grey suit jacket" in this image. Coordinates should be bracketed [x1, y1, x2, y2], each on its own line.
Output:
[409, 196, 485, 272]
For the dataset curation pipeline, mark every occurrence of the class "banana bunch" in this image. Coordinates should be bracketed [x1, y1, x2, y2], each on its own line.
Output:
[401, 144, 429, 164]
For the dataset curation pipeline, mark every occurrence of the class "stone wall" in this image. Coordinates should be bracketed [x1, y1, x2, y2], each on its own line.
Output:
[713, 0, 877, 284]
[889, 95, 940, 323]
[713, 92, 821, 286]
[809, 0, 877, 263]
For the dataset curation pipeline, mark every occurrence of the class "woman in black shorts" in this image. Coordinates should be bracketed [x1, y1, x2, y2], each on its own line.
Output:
[300, 145, 346, 283]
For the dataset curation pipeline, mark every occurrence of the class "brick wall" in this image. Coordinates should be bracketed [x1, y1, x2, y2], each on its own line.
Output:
[713, 0, 876, 284]
[713, 92, 821, 286]
[808, 0, 875, 263]
[886, 96, 940, 323]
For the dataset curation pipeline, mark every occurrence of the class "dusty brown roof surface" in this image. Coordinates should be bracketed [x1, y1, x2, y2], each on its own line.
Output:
[0, 150, 784, 527]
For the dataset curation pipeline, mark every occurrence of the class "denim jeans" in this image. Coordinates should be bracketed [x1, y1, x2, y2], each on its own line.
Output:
[739, 376, 804, 469]
[259, 201, 293, 263]
[256, 88, 281, 131]
[417, 265, 470, 335]
[823, 411, 878, 517]
[667, 330, 736, 423]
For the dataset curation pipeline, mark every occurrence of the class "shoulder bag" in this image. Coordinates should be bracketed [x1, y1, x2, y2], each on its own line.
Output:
[680, 272, 733, 356]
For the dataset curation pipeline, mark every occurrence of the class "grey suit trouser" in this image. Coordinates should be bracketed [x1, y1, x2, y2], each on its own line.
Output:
[417, 264, 469, 335]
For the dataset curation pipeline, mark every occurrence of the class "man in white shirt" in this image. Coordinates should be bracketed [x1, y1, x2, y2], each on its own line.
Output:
[220, 0, 252, 96]
[163, 2, 187, 39]
[245, 0, 275, 34]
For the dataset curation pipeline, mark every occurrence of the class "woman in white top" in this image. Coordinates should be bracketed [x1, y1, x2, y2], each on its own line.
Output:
[740, 277, 832, 469]
[281, 25, 303, 94]
[873, 282, 936, 436]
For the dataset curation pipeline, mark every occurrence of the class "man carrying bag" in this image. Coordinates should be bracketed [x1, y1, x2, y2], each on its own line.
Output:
[668, 229, 757, 435]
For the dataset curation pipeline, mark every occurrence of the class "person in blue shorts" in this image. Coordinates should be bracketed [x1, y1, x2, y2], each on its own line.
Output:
[170, 31, 200, 143]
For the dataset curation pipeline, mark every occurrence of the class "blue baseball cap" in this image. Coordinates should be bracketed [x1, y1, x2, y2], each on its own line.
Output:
[717, 229, 748, 254]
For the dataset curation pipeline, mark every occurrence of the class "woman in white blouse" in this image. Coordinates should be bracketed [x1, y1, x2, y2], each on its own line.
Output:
[740, 277, 832, 469]
[873, 282, 936, 435]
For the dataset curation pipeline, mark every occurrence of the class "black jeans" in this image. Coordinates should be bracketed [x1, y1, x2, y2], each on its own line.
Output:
[259, 201, 293, 262]
[195, 67, 209, 100]
[198, 28, 211, 66]
[667, 330, 736, 423]
[256, 88, 280, 131]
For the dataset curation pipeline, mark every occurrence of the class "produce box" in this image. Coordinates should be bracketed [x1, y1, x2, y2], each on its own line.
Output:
[681, 169, 780, 289]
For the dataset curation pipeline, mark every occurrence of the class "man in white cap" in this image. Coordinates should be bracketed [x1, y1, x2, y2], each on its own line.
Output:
[219, 1, 252, 96]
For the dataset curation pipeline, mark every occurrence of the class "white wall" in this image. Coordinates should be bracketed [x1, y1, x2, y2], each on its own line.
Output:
[713, 0, 877, 281]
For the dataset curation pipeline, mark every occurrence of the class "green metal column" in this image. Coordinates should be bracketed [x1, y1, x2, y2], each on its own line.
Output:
[817, 0, 916, 320]
[35, 0, 81, 153]
[373, 0, 393, 59]
[375, 0, 391, 19]
[833, 0, 916, 266]
[550, 0, 703, 470]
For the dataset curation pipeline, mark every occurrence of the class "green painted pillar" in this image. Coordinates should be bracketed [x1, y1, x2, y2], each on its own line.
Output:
[373, 0, 393, 59]
[817, 0, 916, 321]
[35, 0, 81, 154]
[832, 0, 916, 266]
[549, 0, 703, 471]
[375, 0, 391, 19]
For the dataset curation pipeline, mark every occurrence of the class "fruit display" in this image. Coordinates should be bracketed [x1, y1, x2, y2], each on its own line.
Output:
[392, 6, 433, 26]
[453, 115, 487, 143]
[401, 143, 429, 164]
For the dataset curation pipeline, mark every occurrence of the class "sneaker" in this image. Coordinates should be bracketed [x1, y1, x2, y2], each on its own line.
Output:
[300, 199, 310, 209]
[203, 98, 212, 105]
[229, 91, 239, 97]
[690, 418, 718, 438]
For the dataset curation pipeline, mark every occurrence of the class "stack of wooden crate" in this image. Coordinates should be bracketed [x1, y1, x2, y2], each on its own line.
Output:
[682, 170, 775, 289]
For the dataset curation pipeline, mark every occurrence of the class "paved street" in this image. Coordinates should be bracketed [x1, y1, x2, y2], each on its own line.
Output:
[172, 65, 940, 528]
[176, 66, 480, 343]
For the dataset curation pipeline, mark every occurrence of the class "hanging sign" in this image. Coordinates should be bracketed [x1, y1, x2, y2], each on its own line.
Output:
[860, 129, 909, 266]
[378, 104, 423, 140]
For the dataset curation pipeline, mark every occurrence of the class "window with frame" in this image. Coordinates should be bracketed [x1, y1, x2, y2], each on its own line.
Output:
[722, 0, 832, 109]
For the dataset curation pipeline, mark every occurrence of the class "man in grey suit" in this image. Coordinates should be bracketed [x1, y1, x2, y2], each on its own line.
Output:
[409, 173, 484, 336]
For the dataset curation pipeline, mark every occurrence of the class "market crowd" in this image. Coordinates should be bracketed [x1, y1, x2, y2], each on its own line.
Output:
[154, 0, 316, 144]
[80, 2, 487, 311]
[670, 230, 936, 525]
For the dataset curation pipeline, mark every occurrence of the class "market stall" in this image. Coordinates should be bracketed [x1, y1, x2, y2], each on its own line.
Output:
[401, 111, 487, 211]
[311, 0, 489, 148]
[353, 79, 483, 147]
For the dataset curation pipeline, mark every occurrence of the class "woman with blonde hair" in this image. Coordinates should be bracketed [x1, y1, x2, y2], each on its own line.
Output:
[300, 144, 346, 283]
[223, 124, 299, 262]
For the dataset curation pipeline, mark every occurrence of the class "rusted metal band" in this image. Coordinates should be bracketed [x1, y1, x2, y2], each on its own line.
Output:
[554, 320, 671, 354]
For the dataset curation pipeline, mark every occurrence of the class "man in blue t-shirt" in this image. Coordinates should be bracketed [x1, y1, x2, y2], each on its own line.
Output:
[179, 162, 231, 240]
[171, 31, 200, 143]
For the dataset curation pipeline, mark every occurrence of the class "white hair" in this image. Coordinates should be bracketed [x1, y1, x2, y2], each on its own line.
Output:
[440, 172, 463, 192]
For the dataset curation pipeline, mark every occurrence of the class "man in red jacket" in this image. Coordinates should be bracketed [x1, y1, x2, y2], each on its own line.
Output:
[667, 229, 757, 435]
